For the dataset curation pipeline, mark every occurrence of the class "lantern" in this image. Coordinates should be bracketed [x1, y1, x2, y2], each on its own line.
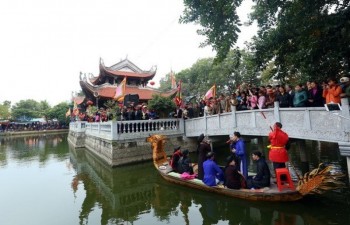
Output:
[86, 100, 93, 105]
[150, 81, 155, 86]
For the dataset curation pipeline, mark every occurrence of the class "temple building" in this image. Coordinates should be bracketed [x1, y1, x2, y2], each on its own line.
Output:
[77, 58, 177, 107]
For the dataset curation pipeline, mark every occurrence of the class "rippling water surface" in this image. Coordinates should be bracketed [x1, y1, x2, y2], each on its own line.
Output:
[0, 134, 349, 225]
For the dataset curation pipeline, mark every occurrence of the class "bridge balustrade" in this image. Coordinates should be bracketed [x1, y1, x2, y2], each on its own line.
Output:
[185, 99, 350, 144]
[83, 119, 183, 141]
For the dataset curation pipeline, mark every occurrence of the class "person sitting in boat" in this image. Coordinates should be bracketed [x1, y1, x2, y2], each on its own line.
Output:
[247, 151, 271, 189]
[224, 155, 244, 189]
[170, 146, 182, 172]
[203, 152, 224, 186]
[177, 149, 193, 174]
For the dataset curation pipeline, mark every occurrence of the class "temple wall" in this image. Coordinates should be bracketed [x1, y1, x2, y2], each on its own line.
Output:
[82, 134, 197, 167]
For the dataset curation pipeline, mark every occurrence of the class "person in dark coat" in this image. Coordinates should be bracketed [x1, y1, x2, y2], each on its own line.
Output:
[177, 149, 193, 174]
[276, 86, 292, 107]
[307, 81, 324, 107]
[174, 106, 183, 118]
[170, 146, 182, 172]
[224, 155, 242, 189]
[247, 151, 271, 189]
[134, 105, 142, 120]
[197, 136, 211, 180]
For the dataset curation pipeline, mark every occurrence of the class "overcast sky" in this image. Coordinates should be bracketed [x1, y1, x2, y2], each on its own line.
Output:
[0, 0, 256, 106]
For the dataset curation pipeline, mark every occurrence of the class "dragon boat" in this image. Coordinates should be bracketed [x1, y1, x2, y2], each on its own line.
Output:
[147, 134, 345, 202]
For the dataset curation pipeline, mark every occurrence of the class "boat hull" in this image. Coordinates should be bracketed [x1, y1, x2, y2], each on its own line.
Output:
[158, 169, 303, 202]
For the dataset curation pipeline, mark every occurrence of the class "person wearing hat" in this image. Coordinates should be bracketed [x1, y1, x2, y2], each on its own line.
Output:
[203, 152, 224, 186]
[170, 146, 182, 172]
[340, 76, 350, 102]
[197, 135, 212, 180]
[177, 149, 193, 174]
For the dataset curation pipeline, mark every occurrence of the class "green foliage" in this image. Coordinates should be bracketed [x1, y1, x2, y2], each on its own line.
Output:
[180, 0, 243, 62]
[181, 0, 350, 82]
[147, 95, 176, 118]
[250, 0, 350, 82]
[160, 49, 258, 98]
[104, 100, 117, 110]
[159, 72, 173, 92]
[11, 99, 43, 120]
[47, 102, 70, 125]
[104, 100, 120, 120]
[0, 101, 11, 120]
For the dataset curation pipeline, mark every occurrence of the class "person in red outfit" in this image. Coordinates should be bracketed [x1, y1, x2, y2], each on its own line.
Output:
[268, 122, 289, 179]
[170, 146, 182, 172]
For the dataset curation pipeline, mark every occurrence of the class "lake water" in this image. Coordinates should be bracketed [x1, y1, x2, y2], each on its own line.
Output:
[0, 133, 349, 225]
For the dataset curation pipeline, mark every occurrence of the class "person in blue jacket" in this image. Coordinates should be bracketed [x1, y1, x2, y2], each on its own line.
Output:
[203, 152, 224, 186]
[230, 132, 248, 179]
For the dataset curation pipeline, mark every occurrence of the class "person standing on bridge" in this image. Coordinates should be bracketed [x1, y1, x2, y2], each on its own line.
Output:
[268, 122, 289, 180]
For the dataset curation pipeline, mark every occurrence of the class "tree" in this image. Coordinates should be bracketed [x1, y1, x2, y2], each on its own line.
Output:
[0, 101, 11, 120]
[159, 72, 173, 92]
[47, 102, 70, 125]
[11, 99, 42, 121]
[252, 0, 350, 82]
[180, 0, 243, 62]
[147, 95, 176, 118]
[159, 49, 259, 98]
[181, 0, 350, 82]
[38, 100, 52, 120]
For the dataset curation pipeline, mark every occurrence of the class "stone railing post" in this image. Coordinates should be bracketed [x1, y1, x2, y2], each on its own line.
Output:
[274, 101, 281, 122]
[341, 98, 350, 130]
[231, 105, 237, 128]
[179, 119, 185, 134]
[204, 112, 208, 135]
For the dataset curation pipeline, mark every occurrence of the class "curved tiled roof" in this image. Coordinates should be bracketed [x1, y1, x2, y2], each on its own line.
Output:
[80, 80, 177, 100]
[90, 58, 156, 85]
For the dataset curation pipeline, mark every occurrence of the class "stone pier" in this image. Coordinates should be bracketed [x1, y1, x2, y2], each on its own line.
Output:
[68, 119, 197, 167]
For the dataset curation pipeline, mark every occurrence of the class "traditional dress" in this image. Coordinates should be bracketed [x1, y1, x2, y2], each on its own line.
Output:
[231, 139, 248, 179]
[203, 159, 224, 186]
[170, 150, 182, 172]
[268, 127, 289, 163]
[197, 142, 211, 180]
[224, 165, 242, 189]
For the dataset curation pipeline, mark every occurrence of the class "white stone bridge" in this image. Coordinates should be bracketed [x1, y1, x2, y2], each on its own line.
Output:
[69, 99, 350, 173]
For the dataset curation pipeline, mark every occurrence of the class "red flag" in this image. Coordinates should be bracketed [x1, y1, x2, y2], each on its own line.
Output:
[174, 80, 182, 106]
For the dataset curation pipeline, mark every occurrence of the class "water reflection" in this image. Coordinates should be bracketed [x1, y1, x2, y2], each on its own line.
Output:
[0, 134, 67, 167]
[70, 143, 350, 225]
[1, 134, 349, 225]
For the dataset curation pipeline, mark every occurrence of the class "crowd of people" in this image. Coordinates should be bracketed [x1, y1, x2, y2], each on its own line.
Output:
[73, 76, 350, 123]
[74, 103, 159, 122]
[194, 76, 350, 117]
[169, 122, 290, 191]
[0, 121, 65, 132]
